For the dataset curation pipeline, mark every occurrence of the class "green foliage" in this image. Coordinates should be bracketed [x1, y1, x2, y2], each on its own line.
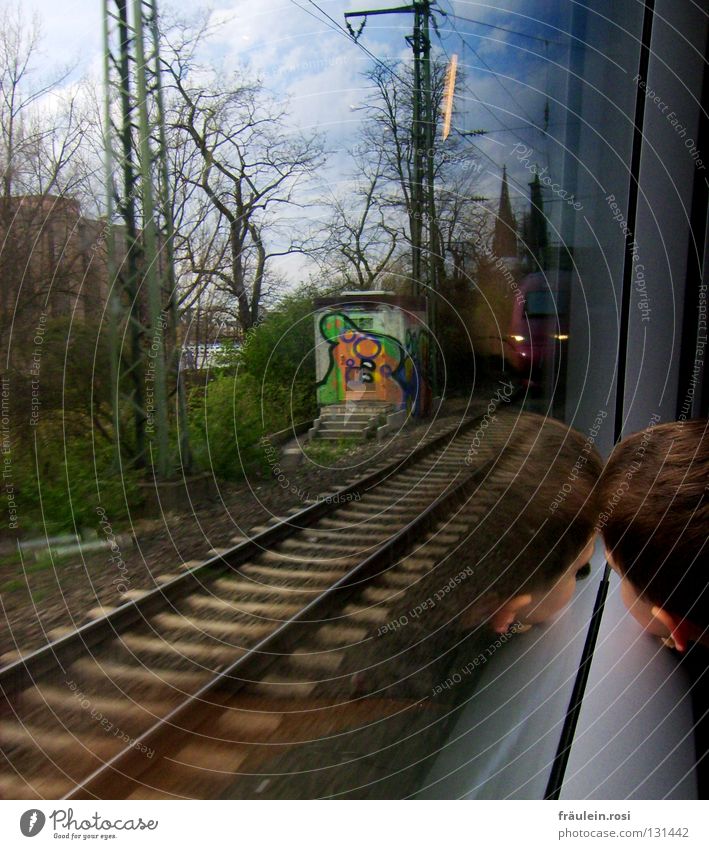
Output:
[188, 372, 268, 479]
[302, 438, 359, 464]
[0, 293, 321, 534]
[38, 317, 111, 424]
[210, 341, 241, 372]
[238, 293, 318, 424]
[1, 316, 119, 537]
[5, 415, 141, 537]
[187, 292, 318, 481]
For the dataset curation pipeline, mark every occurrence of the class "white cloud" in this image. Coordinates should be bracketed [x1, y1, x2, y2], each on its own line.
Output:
[22, 0, 102, 80]
[19, 0, 576, 280]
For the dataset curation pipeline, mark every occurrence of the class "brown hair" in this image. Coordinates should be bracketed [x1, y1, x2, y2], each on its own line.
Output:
[460, 411, 602, 601]
[418, 411, 602, 628]
[598, 419, 709, 629]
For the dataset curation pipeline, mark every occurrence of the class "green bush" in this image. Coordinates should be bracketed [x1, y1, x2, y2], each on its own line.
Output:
[237, 292, 317, 425]
[188, 292, 318, 481]
[6, 416, 141, 537]
[188, 372, 268, 479]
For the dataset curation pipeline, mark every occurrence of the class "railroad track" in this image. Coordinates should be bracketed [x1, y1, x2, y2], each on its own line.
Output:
[1, 405, 516, 800]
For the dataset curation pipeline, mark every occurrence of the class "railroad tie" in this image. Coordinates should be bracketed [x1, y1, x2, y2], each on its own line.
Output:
[258, 548, 357, 567]
[21, 684, 167, 729]
[120, 634, 248, 667]
[0, 771, 71, 801]
[70, 657, 209, 694]
[286, 650, 345, 674]
[0, 720, 123, 774]
[316, 624, 369, 645]
[377, 570, 420, 589]
[361, 585, 399, 604]
[276, 537, 368, 554]
[151, 613, 274, 642]
[240, 565, 345, 583]
[184, 596, 304, 618]
[315, 516, 396, 531]
[213, 577, 325, 597]
[340, 604, 392, 625]
[205, 709, 283, 740]
[243, 676, 318, 699]
[124, 740, 251, 799]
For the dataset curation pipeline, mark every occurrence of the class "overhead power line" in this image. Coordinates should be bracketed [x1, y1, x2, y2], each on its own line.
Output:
[288, 0, 411, 89]
[441, 10, 560, 45]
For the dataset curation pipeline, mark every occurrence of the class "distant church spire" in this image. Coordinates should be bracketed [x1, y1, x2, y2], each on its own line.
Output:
[526, 171, 548, 270]
[492, 165, 517, 260]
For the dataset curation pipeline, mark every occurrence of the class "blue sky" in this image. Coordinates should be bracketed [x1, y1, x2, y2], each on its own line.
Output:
[24, 0, 576, 273]
[26, 1, 570, 163]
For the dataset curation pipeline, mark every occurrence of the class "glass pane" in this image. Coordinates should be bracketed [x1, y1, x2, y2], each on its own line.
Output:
[5, 0, 699, 804]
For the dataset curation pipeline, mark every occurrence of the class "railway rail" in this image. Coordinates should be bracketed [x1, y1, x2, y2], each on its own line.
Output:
[1, 404, 516, 799]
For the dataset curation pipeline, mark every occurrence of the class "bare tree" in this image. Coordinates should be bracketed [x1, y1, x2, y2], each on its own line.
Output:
[319, 146, 400, 289]
[160, 17, 324, 333]
[320, 58, 483, 291]
[0, 5, 93, 364]
[0, 6, 94, 197]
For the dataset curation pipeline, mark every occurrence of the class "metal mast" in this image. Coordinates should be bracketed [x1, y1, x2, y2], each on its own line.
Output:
[102, 0, 190, 479]
[344, 1, 437, 301]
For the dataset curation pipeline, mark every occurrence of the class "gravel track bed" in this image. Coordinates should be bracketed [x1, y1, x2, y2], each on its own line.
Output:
[0, 400, 476, 659]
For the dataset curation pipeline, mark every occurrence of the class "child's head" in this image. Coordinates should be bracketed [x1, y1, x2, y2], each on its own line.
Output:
[455, 411, 602, 633]
[598, 419, 709, 651]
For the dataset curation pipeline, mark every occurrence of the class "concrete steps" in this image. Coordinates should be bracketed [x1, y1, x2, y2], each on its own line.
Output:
[310, 403, 399, 442]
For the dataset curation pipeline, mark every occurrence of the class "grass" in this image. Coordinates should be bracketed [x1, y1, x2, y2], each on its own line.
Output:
[0, 549, 75, 578]
[0, 552, 23, 568]
[302, 438, 361, 464]
[24, 558, 57, 574]
[0, 579, 48, 601]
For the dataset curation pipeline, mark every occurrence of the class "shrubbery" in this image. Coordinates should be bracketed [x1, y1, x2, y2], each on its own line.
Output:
[187, 291, 317, 481]
[5, 414, 141, 538]
[1, 315, 141, 539]
[0, 293, 319, 540]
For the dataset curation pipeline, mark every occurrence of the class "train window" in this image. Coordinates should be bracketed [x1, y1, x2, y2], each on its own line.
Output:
[524, 290, 568, 317]
[420, 0, 706, 801]
[2, 0, 704, 804]
[204, 0, 664, 800]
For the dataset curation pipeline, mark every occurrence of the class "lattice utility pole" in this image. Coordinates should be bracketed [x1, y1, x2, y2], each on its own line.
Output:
[102, 0, 190, 479]
[345, 1, 437, 301]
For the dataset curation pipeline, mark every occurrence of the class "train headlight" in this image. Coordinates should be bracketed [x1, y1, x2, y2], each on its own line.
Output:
[554, 333, 569, 341]
[510, 334, 526, 343]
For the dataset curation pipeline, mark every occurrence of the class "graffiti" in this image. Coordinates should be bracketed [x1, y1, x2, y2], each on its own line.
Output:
[315, 311, 431, 415]
[316, 312, 401, 404]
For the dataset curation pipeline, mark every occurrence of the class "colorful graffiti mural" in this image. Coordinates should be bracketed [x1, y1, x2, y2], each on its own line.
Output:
[315, 310, 431, 415]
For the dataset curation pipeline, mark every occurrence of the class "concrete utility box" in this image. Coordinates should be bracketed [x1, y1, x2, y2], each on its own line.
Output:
[312, 292, 431, 417]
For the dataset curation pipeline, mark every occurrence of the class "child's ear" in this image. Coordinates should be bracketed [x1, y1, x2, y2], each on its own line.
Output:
[490, 594, 533, 634]
[650, 605, 693, 652]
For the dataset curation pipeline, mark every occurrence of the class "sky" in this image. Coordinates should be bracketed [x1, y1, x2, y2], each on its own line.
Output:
[19, 0, 575, 279]
[23, 0, 570, 169]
